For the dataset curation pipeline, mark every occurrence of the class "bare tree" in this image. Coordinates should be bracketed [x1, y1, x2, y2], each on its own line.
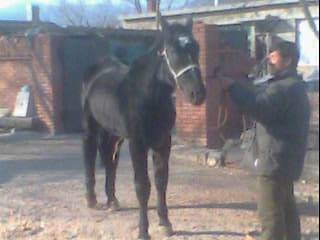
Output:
[299, 0, 319, 40]
[124, 0, 193, 13]
[54, 0, 123, 27]
[124, 0, 143, 13]
[56, 0, 86, 26]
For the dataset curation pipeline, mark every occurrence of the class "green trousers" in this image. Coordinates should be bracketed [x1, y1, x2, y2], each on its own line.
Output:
[257, 176, 301, 240]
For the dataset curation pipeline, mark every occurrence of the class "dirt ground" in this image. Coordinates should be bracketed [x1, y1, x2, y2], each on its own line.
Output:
[0, 133, 318, 240]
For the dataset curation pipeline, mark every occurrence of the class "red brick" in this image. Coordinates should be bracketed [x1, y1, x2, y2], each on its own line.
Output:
[0, 34, 63, 134]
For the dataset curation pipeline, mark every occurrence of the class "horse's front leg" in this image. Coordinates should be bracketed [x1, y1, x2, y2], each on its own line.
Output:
[129, 140, 151, 240]
[152, 135, 173, 237]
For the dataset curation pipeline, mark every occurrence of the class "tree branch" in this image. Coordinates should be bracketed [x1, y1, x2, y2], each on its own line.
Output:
[299, 0, 319, 40]
[167, 0, 174, 10]
[183, 0, 190, 8]
[135, 0, 142, 13]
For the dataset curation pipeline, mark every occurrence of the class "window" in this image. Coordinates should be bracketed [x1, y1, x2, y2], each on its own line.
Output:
[298, 19, 319, 84]
[299, 20, 319, 66]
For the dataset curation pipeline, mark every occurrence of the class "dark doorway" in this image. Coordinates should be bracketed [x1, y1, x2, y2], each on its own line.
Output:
[62, 34, 154, 132]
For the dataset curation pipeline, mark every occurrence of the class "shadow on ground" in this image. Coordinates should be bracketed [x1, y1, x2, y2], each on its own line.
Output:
[110, 201, 319, 218]
[173, 231, 318, 240]
[174, 230, 244, 237]
[0, 157, 83, 184]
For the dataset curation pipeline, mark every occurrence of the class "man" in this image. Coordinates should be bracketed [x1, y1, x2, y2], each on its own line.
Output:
[221, 41, 311, 240]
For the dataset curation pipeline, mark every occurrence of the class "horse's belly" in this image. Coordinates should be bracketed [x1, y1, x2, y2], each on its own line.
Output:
[89, 93, 128, 138]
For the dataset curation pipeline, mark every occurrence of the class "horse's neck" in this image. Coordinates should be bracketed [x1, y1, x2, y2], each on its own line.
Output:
[122, 36, 170, 100]
[139, 55, 174, 101]
[126, 52, 162, 97]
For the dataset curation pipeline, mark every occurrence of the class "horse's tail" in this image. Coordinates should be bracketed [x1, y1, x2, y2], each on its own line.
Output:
[81, 61, 104, 110]
[82, 61, 104, 92]
[83, 62, 103, 87]
[98, 135, 124, 168]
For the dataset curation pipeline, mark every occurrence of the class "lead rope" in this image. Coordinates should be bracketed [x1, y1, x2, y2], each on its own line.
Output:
[216, 87, 250, 144]
[216, 91, 229, 143]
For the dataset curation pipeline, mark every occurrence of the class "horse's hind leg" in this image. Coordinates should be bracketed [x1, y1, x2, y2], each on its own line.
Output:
[108, 137, 124, 210]
[98, 132, 122, 211]
[82, 116, 98, 208]
[152, 135, 173, 237]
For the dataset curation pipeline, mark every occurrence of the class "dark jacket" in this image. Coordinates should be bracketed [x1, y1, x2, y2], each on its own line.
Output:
[228, 71, 311, 181]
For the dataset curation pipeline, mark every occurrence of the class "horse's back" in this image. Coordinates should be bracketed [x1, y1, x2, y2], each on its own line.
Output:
[82, 57, 128, 95]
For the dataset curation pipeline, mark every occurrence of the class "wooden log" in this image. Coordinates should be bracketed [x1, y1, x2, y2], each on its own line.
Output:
[0, 108, 10, 118]
[0, 117, 36, 129]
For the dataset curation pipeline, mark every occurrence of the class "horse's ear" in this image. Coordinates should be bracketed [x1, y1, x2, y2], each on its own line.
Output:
[185, 16, 193, 32]
[160, 16, 170, 34]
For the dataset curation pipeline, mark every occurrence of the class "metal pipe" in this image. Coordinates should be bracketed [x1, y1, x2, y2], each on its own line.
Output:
[156, 0, 161, 30]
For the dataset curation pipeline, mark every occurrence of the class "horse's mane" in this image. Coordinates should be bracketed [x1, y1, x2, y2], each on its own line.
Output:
[169, 23, 189, 33]
[127, 36, 163, 79]
[83, 57, 127, 85]
[82, 57, 128, 109]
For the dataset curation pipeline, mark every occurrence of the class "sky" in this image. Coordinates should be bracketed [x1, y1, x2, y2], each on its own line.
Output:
[0, 0, 121, 9]
[0, 1, 52, 9]
[0, 0, 128, 23]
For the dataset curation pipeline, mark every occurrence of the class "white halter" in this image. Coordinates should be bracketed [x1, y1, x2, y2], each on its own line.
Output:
[161, 49, 200, 87]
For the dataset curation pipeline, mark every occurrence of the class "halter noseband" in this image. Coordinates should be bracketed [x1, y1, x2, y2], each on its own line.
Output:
[161, 49, 200, 86]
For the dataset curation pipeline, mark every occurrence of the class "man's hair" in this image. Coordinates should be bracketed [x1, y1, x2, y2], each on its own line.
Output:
[270, 41, 300, 69]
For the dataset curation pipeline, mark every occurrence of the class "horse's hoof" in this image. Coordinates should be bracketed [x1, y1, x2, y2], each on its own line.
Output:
[86, 196, 98, 209]
[137, 230, 151, 240]
[87, 201, 97, 209]
[137, 235, 151, 240]
[107, 199, 120, 212]
[158, 224, 174, 237]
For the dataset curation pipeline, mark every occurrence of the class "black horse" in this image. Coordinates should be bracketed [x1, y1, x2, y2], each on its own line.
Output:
[82, 17, 206, 240]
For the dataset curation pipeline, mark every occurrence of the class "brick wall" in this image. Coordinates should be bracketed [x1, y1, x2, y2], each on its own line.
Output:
[0, 34, 63, 134]
[202, 24, 223, 148]
[309, 92, 319, 127]
[176, 90, 207, 146]
[49, 35, 64, 133]
[308, 92, 319, 150]
[147, 0, 157, 12]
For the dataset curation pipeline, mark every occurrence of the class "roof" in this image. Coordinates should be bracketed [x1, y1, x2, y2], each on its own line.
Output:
[0, 20, 159, 39]
[63, 26, 158, 38]
[123, 0, 319, 21]
[0, 20, 63, 35]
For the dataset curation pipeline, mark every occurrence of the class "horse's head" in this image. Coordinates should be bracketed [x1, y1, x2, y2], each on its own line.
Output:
[160, 17, 206, 105]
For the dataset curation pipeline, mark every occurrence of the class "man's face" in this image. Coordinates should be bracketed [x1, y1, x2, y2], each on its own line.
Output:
[267, 50, 292, 75]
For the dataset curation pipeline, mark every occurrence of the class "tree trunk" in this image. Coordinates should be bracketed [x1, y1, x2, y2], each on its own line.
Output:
[147, 0, 157, 12]
[0, 117, 36, 129]
[156, 0, 161, 29]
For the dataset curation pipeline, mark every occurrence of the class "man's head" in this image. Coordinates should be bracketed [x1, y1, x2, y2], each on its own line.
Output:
[267, 41, 300, 75]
